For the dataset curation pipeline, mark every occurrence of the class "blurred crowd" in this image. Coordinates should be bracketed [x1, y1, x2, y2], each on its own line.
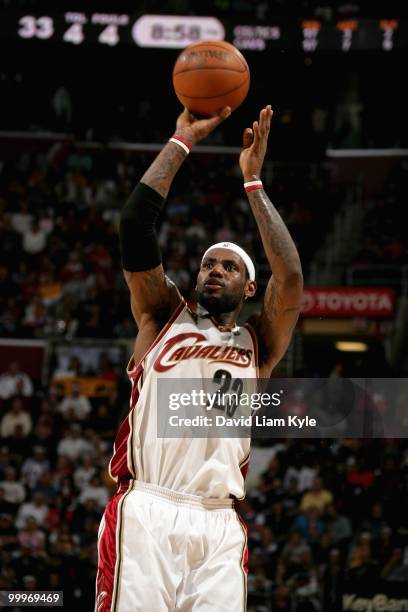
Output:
[241, 439, 408, 610]
[0, 359, 407, 609]
[2, 141, 406, 343]
[0, 144, 332, 340]
[0, 361, 120, 609]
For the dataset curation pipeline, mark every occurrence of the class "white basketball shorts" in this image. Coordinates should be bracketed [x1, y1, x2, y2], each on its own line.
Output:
[95, 480, 248, 611]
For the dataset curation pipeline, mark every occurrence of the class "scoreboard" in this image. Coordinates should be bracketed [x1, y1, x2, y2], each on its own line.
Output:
[0, 12, 406, 52]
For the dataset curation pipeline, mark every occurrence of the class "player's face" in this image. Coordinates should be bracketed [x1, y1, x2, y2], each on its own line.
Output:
[196, 248, 250, 314]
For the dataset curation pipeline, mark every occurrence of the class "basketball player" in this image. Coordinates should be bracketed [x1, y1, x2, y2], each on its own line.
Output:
[95, 105, 303, 611]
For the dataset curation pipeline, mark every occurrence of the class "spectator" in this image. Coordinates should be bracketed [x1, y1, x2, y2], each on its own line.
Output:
[21, 446, 50, 489]
[325, 503, 352, 546]
[17, 516, 46, 553]
[0, 397, 32, 438]
[281, 530, 311, 568]
[282, 476, 302, 518]
[57, 383, 91, 422]
[0, 361, 34, 399]
[348, 533, 379, 582]
[56, 424, 93, 461]
[292, 508, 326, 544]
[22, 218, 48, 255]
[284, 460, 317, 493]
[300, 477, 333, 513]
[33, 471, 59, 501]
[22, 575, 38, 591]
[53, 356, 83, 380]
[78, 474, 109, 510]
[73, 455, 96, 491]
[0, 467, 26, 505]
[15, 491, 49, 530]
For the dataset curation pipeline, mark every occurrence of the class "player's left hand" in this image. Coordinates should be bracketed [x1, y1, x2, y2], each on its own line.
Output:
[239, 105, 273, 182]
[175, 106, 231, 146]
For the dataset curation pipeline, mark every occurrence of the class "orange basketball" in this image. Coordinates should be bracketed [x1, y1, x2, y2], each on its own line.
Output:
[172, 40, 250, 117]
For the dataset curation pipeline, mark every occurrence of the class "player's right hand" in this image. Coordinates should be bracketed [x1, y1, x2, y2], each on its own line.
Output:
[175, 106, 231, 146]
[239, 105, 273, 182]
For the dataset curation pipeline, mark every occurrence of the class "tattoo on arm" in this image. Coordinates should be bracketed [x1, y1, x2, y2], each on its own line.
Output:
[246, 188, 303, 369]
[141, 143, 187, 198]
[266, 280, 300, 315]
[246, 188, 302, 277]
[125, 267, 181, 327]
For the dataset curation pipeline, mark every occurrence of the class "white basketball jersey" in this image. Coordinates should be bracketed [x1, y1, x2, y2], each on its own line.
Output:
[109, 300, 258, 499]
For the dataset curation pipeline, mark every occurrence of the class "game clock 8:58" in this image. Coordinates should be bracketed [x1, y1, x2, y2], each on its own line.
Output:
[132, 15, 225, 48]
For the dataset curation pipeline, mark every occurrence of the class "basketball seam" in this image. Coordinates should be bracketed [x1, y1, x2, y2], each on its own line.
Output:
[174, 66, 247, 75]
[176, 40, 249, 72]
[175, 76, 250, 100]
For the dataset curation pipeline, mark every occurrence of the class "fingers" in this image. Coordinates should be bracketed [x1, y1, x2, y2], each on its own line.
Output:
[252, 120, 260, 147]
[259, 105, 273, 135]
[250, 105, 273, 153]
[204, 106, 232, 130]
[242, 127, 253, 149]
[219, 106, 232, 120]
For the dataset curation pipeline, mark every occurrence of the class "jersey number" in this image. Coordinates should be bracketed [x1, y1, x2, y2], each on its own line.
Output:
[210, 369, 243, 417]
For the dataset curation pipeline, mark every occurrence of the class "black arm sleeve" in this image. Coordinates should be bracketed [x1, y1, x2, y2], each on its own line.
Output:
[119, 182, 165, 272]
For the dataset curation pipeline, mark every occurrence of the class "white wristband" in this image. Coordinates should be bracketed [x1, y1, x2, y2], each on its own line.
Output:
[244, 180, 263, 188]
[169, 136, 191, 155]
[244, 180, 263, 193]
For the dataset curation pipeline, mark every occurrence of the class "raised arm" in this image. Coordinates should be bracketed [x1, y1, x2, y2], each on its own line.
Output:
[120, 106, 231, 331]
[240, 106, 303, 376]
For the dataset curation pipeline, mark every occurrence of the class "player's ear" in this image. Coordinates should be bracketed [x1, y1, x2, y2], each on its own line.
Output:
[245, 280, 257, 300]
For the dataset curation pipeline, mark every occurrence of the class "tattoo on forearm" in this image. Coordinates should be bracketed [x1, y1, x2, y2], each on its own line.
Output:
[248, 188, 302, 369]
[141, 143, 187, 198]
[265, 278, 301, 319]
[247, 189, 302, 274]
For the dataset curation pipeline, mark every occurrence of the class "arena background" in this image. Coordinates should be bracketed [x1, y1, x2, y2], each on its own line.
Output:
[0, 1, 407, 610]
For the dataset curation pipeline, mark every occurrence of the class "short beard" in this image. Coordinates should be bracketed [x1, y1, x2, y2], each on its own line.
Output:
[197, 289, 242, 315]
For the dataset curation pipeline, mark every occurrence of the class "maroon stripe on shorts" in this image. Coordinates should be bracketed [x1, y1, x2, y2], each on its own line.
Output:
[95, 483, 130, 612]
[236, 511, 249, 575]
